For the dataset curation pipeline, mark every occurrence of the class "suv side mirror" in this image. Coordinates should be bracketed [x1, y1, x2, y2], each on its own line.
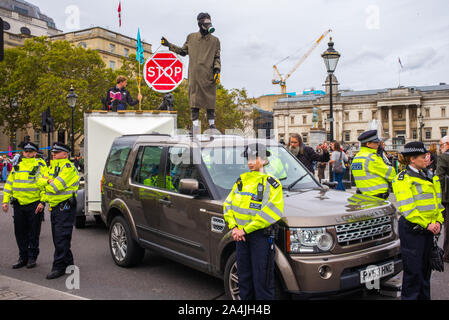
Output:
[179, 178, 199, 196]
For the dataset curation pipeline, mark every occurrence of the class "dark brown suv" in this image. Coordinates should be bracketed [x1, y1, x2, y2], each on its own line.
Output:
[101, 134, 402, 299]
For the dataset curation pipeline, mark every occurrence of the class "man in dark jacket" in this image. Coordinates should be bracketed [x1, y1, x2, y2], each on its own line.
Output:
[288, 133, 330, 173]
[105, 76, 142, 111]
[436, 135, 449, 262]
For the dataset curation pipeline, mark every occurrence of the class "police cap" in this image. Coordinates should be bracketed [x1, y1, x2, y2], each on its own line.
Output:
[358, 130, 381, 143]
[401, 141, 428, 157]
[22, 142, 38, 152]
[51, 142, 71, 153]
[242, 143, 271, 159]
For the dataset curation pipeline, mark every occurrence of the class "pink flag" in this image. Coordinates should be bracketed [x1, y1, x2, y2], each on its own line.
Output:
[118, 1, 122, 27]
[8, 145, 12, 157]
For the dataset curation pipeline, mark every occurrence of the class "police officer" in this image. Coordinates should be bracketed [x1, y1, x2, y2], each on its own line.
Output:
[2, 142, 47, 269]
[223, 143, 284, 300]
[351, 130, 396, 199]
[38, 142, 80, 279]
[392, 142, 444, 300]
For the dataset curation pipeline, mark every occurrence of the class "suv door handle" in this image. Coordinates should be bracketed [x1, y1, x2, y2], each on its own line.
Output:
[123, 189, 133, 195]
[159, 199, 172, 207]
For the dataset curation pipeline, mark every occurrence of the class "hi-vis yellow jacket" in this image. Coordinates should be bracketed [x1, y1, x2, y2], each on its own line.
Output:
[392, 167, 444, 228]
[37, 159, 80, 208]
[351, 146, 396, 196]
[223, 171, 283, 234]
[3, 158, 48, 205]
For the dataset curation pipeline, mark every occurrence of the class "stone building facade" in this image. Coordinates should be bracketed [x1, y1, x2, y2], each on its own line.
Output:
[273, 75, 449, 150]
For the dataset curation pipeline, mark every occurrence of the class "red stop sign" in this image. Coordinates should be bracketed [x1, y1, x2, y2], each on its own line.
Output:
[144, 52, 184, 93]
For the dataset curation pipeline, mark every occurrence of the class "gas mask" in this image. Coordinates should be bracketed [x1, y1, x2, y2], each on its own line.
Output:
[197, 12, 215, 35]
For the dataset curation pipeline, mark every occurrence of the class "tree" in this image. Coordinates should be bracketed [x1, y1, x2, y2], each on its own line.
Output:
[0, 37, 116, 143]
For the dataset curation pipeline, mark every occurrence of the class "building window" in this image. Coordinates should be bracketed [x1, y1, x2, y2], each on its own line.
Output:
[425, 108, 430, 117]
[372, 111, 377, 120]
[442, 108, 446, 118]
[124, 48, 129, 57]
[398, 110, 403, 119]
[78, 42, 87, 49]
[384, 111, 388, 119]
[290, 116, 294, 125]
[358, 112, 363, 121]
[20, 27, 31, 36]
[302, 133, 308, 143]
[441, 128, 447, 138]
[109, 61, 116, 70]
[109, 44, 116, 53]
[3, 20, 11, 31]
[14, 6, 29, 15]
[344, 131, 350, 142]
[344, 112, 349, 121]
[425, 129, 431, 140]
[302, 115, 307, 124]
[412, 129, 417, 140]
[34, 130, 40, 147]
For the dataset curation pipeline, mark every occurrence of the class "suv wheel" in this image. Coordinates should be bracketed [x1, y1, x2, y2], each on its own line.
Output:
[109, 216, 144, 267]
[224, 251, 290, 300]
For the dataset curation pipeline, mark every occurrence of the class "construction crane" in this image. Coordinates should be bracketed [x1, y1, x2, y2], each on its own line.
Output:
[272, 29, 332, 94]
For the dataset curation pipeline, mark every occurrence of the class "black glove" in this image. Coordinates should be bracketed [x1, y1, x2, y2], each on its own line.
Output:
[430, 236, 445, 272]
[213, 68, 220, 84]
[161, 37, 170, 47]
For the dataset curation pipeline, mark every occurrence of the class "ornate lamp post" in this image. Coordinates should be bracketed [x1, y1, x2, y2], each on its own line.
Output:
[321, 37, 340, 141]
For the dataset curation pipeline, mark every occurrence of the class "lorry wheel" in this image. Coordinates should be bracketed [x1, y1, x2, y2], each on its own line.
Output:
[75, 215, 86, 229]
[224, 251, 289, 300]
[109, 216, 144, 267]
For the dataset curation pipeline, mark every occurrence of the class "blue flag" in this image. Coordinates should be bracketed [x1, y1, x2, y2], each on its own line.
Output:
[136, 28, 144, 65]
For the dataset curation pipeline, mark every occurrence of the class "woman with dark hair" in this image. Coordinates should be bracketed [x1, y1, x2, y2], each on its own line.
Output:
[426, 143, 438, 175]
[393, 142, 444, 300]
[329, 141, 348, 191]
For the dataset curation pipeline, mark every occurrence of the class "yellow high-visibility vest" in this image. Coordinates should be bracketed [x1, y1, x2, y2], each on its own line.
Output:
[223, 171, 283, 234]
[392, 168, 444, 228]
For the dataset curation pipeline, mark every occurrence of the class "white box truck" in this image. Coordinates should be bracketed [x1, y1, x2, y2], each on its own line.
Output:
[75, 110, 177, 228]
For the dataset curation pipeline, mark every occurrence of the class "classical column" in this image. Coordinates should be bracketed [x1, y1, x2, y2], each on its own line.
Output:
[405, 106, 410, 141]
[284, 113, 289, 139]
[388, 106, 393, 140]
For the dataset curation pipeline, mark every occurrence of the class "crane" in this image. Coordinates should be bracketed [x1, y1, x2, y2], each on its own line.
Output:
[272, 29, 332, 95]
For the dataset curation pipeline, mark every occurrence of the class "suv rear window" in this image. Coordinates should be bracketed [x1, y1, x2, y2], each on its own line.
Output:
[106, 144, 132, 176]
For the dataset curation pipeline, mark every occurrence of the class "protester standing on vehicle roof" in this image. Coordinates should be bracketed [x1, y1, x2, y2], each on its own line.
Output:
[351, 130, 396, 199]
[223, 143, 283, 300]
[392, 141, 444, 300]
[161, 12, 221, 132]
[105, 76, 142, 111]
[2, 142, 47, 269]
[37, 142, 80, 280]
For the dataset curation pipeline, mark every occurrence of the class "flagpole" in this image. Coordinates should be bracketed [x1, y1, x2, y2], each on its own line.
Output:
[138, 62, 142, 111]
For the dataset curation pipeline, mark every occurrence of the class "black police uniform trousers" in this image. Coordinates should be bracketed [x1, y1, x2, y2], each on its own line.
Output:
[398, 216, 433, 300]
[50, 201, 75, 272]
[236, 229, 274, 300]
[13, 201, 43, 262]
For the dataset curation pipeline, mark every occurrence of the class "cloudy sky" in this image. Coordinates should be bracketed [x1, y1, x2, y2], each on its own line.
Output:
[30, 0, 449, 97]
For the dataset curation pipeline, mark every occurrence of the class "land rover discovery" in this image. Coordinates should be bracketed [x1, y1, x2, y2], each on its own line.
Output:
[100, 134, 402, 299]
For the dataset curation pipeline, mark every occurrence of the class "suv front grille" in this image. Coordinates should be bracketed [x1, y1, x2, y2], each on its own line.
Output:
[335, 216, 392, 246]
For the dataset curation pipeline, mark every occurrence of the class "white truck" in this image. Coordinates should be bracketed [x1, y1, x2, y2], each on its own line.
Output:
[75, 111, 177, 228]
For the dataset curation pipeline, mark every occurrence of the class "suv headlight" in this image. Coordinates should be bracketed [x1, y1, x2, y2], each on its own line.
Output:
[288, 227, 334, 253]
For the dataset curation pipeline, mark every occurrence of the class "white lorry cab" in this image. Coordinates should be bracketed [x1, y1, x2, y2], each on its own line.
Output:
[75, 110, 177, 228]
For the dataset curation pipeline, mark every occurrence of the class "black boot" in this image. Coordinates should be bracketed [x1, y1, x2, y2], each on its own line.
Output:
[12, 259, 27, 269]
[26, 259, 37, 269]
[46, 269, 65, 280]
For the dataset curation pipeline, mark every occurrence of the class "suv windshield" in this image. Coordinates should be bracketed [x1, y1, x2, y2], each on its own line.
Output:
[201, 145, 318, 199]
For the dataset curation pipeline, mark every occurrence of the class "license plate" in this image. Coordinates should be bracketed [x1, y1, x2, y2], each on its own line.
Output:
[360, 262, 394, 284]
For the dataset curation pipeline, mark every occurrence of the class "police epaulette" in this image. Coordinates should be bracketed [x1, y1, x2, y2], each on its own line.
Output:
[267, 176, 280, 189]
[14, 165, 19, 171]
[65, 163, 72, 168]
[397, 170, 407, 181]
[236, 177, 243, 191]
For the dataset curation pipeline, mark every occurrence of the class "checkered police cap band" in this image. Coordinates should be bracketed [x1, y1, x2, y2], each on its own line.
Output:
[403, 147, 426, 154]
[52, 144, 70, 153]
[23, 143, 37, 151]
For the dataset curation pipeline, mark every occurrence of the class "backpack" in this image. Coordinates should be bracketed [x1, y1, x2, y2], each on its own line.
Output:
[332, 151, 344, 174]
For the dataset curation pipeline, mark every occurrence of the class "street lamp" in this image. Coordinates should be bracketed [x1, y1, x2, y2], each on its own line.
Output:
[418, 112, 424, 142]
[66, 85, 78, 157]
[321, 37, 340, 141]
